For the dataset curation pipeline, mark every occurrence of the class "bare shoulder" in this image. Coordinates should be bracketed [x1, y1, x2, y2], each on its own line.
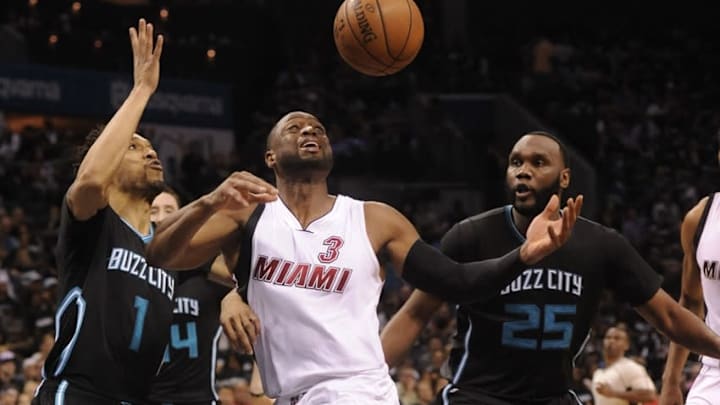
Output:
[683, 196, 710, 228]
[363, 200, 402, 220]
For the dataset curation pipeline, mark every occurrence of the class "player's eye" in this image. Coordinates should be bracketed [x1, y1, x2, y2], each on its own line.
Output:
[511, 158, 522, 166]
[286, 124, 300, 132]
[535, 159, 545, 166]
[129, 144, 137, 150]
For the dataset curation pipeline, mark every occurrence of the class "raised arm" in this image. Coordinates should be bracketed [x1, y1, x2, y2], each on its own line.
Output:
[146, 171, 278, 270]
[365, 194, 582, 303]
[68, 19, 162, 220]
[659, 198, 707, 405]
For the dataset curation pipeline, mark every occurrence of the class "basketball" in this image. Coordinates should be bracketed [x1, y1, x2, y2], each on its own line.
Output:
[333, 0, 424, 77]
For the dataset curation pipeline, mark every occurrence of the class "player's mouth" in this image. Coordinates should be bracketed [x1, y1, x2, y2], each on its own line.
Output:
[299, 140, 320, 153]
[514, 184, 534, 199]
[148, 160, 164, 171]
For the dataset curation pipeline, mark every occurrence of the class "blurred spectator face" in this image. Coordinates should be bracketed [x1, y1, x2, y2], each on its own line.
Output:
[150, 192, 180, 223]
[0, 387, 18, 405]
[22, 358, 41, 382]
[114, 134, 164, 201]
[417, 380, 435, 402]
[217, 386, 235, 404]
[398, 366, 419, 390]
[0, 352, 16, 384]
[506, 134, 569, 217]
[602, 327, 629, 359]
[22, 380, 38, 396]
[39, 332, 54, 358]
[17, 393, 32, 405]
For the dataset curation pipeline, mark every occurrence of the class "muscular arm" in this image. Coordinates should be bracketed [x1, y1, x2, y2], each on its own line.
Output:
[146, 196, 246, 270]
[609, 388, 656, 403]
[661, 198, 707, 387]
[365, 202, 529, 303]
[381, 290, 443, 367]
[68, 20, 161, 220]
[636, 288, 720, 358]
[365, 195, 580, 303]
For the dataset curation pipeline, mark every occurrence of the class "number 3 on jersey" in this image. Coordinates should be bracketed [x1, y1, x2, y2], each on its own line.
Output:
[501, 304, 576, 350]
[318, 236, 344, 263]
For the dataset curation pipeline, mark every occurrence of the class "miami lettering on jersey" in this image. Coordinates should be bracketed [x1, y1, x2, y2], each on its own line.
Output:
[703, 260, 720, 280]
[252, 255, 353, 293]
[500, 268, 583, 297]
[107, 247, 175, 299]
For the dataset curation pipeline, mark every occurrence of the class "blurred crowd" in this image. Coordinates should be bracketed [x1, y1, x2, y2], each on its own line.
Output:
[2, 1, 720, 404]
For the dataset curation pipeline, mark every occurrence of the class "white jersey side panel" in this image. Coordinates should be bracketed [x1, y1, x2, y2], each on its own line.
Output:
[696, 193, 720, 367]
[247, 195, 387, 397]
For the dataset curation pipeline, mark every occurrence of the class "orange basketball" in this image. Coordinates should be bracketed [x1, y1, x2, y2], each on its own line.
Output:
[333, 0, 424, 77]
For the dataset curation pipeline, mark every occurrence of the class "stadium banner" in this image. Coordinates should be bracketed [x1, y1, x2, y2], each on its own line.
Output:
[0, 63, 233, 128]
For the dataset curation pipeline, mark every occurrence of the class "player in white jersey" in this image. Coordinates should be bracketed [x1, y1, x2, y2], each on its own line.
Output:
[660, 190, 720, 405]
[147, 111, 583, 405]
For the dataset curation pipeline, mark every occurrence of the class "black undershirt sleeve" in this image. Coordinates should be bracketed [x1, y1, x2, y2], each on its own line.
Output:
[403, 239, 528, 304]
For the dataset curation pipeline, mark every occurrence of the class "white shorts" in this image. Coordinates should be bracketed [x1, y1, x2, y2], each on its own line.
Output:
[687, 364, 720, 405]
[275, 370, 399, 405]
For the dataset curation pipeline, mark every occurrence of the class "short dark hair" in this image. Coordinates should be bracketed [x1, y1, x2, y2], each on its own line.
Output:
[526, 131, 570, 168]
[160, 185, 182, 207]
[73, 124, 105, 174]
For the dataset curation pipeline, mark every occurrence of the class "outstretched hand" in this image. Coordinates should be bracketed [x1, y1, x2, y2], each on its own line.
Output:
[129, 18, 163, 94]
[520, 194, 583, 264]
[206, 171, 278, 212]
[221, 291, 261, 354]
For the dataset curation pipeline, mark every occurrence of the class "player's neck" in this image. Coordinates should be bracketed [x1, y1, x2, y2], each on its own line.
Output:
[511, 208, 533, 235]
[603, 353, 622, 367]
[108, 190, 152, 235]
[277, 178, 335, 229]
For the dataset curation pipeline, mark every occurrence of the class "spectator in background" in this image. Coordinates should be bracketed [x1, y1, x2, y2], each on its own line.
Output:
[592, 325, 657, 405]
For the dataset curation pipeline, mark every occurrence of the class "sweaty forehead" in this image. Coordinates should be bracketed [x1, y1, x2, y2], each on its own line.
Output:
[511, 135, 561, 158]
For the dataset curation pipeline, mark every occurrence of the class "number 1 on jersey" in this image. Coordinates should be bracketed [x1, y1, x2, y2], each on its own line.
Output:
[130, 295, 149, 352]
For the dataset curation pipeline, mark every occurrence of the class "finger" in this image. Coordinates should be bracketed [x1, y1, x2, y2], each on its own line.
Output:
[232, 317, 254, 354]
[248, 315, 261, 337]
[153, 34, 164, 60]
[138, 19, 146, 50]
[129, 27, 139, 54]
[247, 192, 279, 203]
[145, 23, 154, 58]
[543, 194, 560, 218]
[233, 173, 279, 194]
[229, 178, 276, 195]
[224, 188, 250, 207]
[574, 195, 584, 219]
[221, 318, 239, 352]
[548, 224, 561, 247]
[242, 319, 258, 344]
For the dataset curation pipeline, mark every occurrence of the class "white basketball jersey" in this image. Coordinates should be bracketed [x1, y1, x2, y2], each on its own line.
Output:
[247, 195, 387, 398]
[696, 193, 720, 367]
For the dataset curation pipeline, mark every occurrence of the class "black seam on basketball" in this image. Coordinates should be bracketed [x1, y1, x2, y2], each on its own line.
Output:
[375, 0, 398, 61]
[395, 0, 414, 61]
[344, 0, 393, 69]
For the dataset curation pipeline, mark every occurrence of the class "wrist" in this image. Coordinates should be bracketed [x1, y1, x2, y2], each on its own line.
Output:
[662, 374, 682, 385]
[519, 243, 534, 264]
[130, 84, 155, 99]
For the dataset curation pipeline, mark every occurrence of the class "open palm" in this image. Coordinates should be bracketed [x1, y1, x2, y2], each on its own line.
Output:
[522, 194, 583, 264]
[129, 18, 163, 93]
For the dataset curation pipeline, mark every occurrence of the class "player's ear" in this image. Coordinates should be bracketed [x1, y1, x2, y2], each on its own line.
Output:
[265, 150, 276, 169]
[559, 168, 570, 190]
